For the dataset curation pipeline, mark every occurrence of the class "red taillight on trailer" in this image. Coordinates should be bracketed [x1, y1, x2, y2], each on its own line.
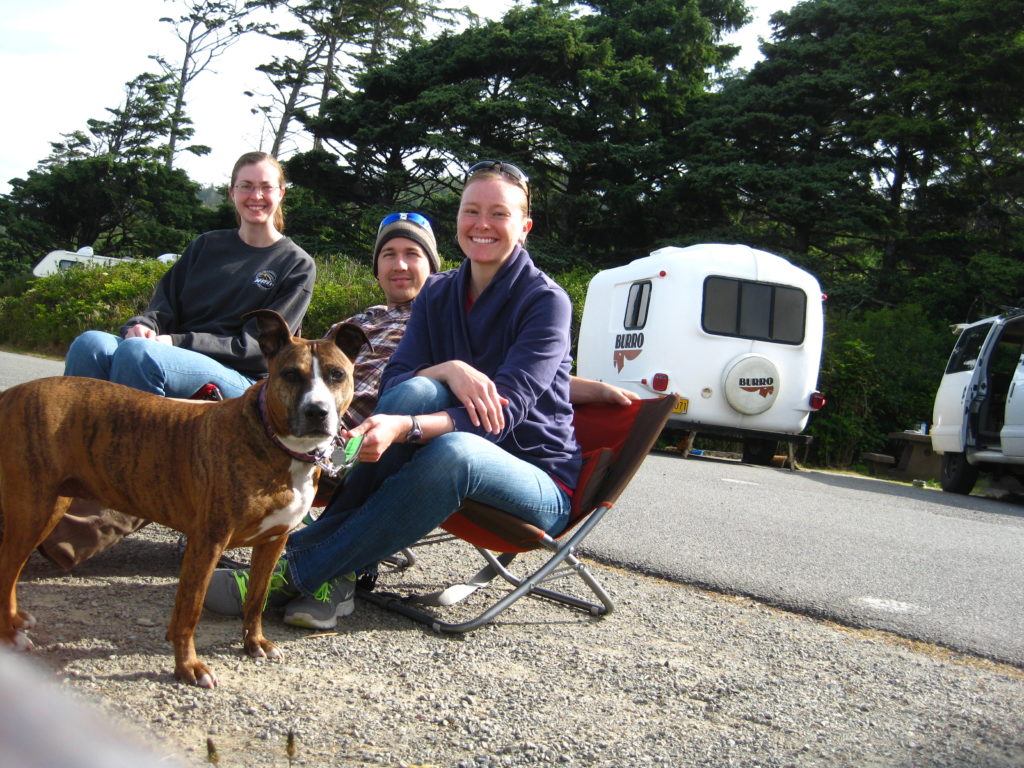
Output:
[809, 391, 826, 410]
[652, 373, 669, 392]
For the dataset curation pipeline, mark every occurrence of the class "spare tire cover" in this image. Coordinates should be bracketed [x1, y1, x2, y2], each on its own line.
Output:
[723, 354, 780, 415]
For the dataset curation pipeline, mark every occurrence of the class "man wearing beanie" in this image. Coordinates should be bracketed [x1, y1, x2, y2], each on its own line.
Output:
[329, 212, 440, 429]
[372, 212, 441, 277]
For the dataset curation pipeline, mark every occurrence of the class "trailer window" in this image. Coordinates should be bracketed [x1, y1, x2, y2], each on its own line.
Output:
[624, 281, 651, 330]
[702, 277, 807, 344]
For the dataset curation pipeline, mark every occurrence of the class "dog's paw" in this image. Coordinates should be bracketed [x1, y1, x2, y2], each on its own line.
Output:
[176, 661, 219, 689]
[10, 630, 34, 653]
[14, 610, 37, 631]
[245, 637, 283, 662]
[195, 671, 218, 689]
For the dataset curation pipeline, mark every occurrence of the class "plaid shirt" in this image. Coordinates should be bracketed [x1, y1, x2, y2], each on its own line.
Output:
[328, 302, 412, 429]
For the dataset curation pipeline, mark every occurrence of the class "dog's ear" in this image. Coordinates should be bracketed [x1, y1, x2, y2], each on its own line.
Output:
[328, 322, 371, 362]
[243, 309, 293, 360]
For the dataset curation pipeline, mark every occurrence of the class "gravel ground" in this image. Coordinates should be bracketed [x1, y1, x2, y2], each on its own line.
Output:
[7, 522, 1024, 768]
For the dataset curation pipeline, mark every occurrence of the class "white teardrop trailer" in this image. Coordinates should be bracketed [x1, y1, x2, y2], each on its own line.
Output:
[576, 244, 826, 464]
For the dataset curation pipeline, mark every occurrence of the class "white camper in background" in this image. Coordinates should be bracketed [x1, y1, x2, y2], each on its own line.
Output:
[31, 247, 127, 277]
[576, 244, 826, 464]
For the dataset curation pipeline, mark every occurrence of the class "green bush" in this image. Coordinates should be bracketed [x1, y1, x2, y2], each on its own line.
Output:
[806, 337, 879, 467]
[551, 265, 595, 358]
[303, 255, 382, 339]
[0, 260, 170, 355]
[0, 253, 466, 352]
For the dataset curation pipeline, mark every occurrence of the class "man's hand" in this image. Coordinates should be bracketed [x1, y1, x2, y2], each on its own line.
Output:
[345, 415, 408, 461]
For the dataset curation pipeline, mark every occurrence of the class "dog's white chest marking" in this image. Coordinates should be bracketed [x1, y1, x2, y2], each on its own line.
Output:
[247, 461, 318, 541]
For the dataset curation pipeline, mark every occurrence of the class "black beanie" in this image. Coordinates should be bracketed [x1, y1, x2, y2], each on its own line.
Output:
[373, 218, 440, 275]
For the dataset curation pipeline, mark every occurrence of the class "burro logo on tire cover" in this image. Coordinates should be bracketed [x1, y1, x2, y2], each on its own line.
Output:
[612, 332, 644, 373]
[739, 376, 775, 397]
[725, 354, 780, 415]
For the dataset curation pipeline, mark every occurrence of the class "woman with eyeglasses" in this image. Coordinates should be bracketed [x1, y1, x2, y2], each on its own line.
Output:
[41, 151, 315, 571]
[62, 151, 315, 400]
[205, 160, 587, 629]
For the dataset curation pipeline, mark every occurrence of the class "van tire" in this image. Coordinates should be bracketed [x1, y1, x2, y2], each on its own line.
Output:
[742, 438, 777, 466]
[940, 452, 978, 494]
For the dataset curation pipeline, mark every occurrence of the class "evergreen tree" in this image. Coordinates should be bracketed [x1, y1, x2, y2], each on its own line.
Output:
[288, 0, 747, 268]
[0, 158, 201, 265]
[682, 0, 1024, 317]
[44, 73, 180, 168]
[151, 0, 263, 167]
[245, 0, 470, 157]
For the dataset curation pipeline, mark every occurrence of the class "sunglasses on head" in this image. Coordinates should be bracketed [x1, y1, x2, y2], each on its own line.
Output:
[466, 160, 531, 212]
[466, 160, 530, 186]
[378, 211, 433, 233]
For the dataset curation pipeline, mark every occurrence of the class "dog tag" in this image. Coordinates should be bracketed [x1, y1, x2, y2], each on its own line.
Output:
[341, 435, 363, 469]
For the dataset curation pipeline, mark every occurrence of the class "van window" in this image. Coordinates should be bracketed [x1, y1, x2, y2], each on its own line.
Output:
[702, 277, 806, 344]
[624, 281, 651, 330]
[945, 323, 992, 374]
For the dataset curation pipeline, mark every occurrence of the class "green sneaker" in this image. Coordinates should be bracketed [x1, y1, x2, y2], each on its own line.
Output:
[203, 558, 297, 616]
[283, 573, 357, 629]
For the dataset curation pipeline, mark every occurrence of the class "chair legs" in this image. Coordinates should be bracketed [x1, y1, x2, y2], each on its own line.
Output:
[358, 505, 616, 633]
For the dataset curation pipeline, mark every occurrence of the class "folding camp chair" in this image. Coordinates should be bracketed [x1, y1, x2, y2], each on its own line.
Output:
[358, 394, 679, 633]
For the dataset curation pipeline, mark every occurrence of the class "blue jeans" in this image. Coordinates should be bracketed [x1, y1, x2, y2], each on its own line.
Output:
[285, 377, 572, 595]
[64, 330, 256, 399]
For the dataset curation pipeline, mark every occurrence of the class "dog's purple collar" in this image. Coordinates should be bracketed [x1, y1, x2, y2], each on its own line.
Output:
[257, 385, 344, 477]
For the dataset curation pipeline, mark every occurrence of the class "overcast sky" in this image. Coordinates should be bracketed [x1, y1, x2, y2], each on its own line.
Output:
[0, 1, 792, 196]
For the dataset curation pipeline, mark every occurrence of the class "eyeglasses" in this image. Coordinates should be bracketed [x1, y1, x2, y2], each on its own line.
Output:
[465, 160, 530, 212]
[233, 183, 281, 195]
[378, 211, 433, 233]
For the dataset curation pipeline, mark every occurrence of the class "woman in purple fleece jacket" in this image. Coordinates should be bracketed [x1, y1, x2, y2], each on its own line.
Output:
[255, 161, 582, 630]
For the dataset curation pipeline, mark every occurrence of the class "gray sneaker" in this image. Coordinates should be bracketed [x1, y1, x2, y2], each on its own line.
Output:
[283, 573, 357, 629]
[203, 558, 297, 616]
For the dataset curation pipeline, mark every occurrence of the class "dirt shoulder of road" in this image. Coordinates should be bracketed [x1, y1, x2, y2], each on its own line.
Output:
[5, 522, 1024, 768]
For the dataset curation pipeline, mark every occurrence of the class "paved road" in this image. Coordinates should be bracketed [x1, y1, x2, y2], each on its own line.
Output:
[0, 350, 63, 389]
[586, 452, 1024, 666]
[3, 351, 1022, 667]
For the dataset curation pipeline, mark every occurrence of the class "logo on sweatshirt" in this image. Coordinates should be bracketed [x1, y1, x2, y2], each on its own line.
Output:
[253, 270, 278, 289]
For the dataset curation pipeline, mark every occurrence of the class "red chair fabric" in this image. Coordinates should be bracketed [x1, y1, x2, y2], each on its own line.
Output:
[355, 395, 679, 633]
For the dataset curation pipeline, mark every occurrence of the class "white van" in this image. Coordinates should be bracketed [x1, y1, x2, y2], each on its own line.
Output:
[930, 309, 1024, 494]
[576, 244, 826, 463]
[31, 247, 126, 277]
